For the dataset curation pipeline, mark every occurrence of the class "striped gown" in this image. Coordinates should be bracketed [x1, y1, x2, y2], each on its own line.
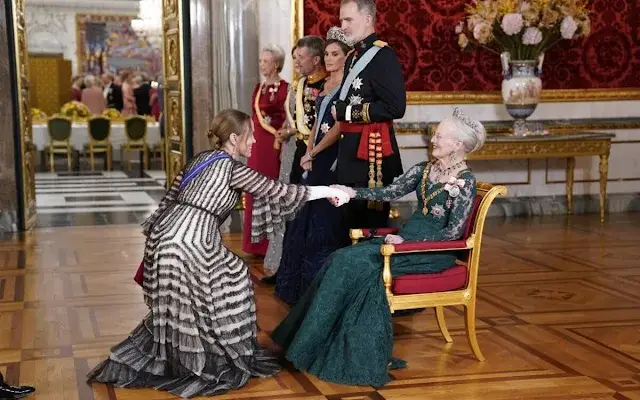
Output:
[87, 150, 309, 398]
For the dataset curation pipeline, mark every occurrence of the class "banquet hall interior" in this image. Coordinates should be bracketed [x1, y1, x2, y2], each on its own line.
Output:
[0, 0, 639, 399]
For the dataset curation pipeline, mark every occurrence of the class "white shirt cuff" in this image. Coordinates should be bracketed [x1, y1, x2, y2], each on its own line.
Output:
[346, 106, 352, 122]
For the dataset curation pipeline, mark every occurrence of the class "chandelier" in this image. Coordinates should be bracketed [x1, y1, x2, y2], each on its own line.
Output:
[131, 0, 162, 47]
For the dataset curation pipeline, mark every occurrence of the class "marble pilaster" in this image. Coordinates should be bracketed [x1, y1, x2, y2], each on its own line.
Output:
[189, 0, 260, 156]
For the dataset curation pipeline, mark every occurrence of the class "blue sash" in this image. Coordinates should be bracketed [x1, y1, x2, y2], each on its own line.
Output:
[339, 46, 383, 101]
[179, 153, 230, 190]
[314, 86, 339, 145]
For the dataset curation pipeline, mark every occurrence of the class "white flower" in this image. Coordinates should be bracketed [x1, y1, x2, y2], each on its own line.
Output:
[522, 27, 543, 45]
[560, 16, 578, 39]
[444, 177, 466, 198]
[455, 21, 464, 34]
[473, 22, 493, 44]
[501, 13, 523, 36]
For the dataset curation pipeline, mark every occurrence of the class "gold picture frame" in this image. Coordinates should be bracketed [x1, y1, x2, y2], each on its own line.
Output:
[291, 0, 640, 105]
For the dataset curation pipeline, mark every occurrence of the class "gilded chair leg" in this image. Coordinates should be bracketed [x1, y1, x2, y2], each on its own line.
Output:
[435, 306, 453, 343]
[107, 147, 112, 171]
[90, 150, 95, 172]
[67, 151, 72, 172]
[143, 148, 149, 171]
[465, 301, 485, 362]
[49, 150, 54, 172]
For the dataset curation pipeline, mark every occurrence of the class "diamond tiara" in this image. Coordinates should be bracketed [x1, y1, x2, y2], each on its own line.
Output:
[452, 106, 484, 137]
[326, 26, 351, 47]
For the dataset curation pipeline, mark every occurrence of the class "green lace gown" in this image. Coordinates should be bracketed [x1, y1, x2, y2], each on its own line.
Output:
[271, 162, 477, 387]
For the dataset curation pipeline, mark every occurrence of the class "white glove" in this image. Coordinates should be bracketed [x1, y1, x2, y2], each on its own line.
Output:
[308, 186, 350, 206]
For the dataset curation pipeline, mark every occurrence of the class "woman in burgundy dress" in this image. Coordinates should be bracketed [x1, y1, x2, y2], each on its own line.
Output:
[242, 44, 290, 255]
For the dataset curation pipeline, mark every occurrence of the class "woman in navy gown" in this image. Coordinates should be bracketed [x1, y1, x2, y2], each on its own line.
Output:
[275, 27, 352, 305]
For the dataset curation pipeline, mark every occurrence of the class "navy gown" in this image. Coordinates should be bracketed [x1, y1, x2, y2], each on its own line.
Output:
[275, 88, 350, 305]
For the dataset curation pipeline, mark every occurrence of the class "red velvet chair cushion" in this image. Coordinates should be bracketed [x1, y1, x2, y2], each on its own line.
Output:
[392, 264, 468, 295]
[393, 239, 468, 252]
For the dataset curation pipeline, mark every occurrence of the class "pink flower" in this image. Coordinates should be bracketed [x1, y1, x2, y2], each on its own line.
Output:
[522, 27, 543, 45]
[501, 13, 523, 35]
[560, 16, 578, 39]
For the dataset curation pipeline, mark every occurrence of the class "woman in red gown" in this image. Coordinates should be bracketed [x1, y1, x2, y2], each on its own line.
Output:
[242, 44, 289, 255]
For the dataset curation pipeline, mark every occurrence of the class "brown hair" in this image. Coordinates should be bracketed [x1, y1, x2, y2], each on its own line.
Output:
[206, 109, 251, 150]
[326, 39, 352, 56]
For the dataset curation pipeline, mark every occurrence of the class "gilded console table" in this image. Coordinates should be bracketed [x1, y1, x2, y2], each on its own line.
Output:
[468, 132, 613, 223]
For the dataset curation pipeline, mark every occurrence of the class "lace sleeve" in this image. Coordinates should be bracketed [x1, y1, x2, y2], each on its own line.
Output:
[402, 172, 477, 242]
[230, 161, 309, 242]
[140, 170, 183, 236]
[441, 174, 477, 240]
[353, 162, 426, 202]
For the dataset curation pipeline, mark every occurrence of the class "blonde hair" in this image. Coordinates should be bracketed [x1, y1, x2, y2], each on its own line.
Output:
[83, 75, 97, 88]
[206, 109, 251, 150]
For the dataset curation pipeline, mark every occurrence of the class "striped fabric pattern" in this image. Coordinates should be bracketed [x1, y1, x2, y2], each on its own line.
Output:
[87, 150, 309, 398]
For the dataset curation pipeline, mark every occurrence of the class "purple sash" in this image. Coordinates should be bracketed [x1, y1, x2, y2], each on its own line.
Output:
[179, 153, 231, 190]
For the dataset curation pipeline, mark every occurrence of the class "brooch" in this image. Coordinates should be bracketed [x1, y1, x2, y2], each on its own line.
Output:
[444, 177, 466, 198]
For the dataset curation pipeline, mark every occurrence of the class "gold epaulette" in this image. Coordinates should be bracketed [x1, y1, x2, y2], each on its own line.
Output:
[373, 40, 388, 48]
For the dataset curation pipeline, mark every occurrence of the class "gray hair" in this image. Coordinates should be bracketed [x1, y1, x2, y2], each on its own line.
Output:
[261, 43, 286, 73]
[443, 107, 487, 154]
[341, 0, 377, 21]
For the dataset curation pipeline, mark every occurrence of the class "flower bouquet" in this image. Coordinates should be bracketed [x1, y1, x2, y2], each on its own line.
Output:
[31, 108, 47, 123]
[60, 101, 90, 122]
[102, 108, 123, 121]
[456, 0, 591, 135]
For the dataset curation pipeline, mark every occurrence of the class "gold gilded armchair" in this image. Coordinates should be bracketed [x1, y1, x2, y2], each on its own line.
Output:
[350, 182, 507, 361]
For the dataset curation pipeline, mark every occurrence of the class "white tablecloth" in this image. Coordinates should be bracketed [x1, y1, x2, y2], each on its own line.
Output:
[32, 122, 161, 151]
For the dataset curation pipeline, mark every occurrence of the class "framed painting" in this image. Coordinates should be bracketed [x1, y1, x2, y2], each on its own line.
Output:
[76, 14, 162, 77]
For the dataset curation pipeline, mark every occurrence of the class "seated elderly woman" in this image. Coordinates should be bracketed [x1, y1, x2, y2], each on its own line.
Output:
[271, 107, 487, 388]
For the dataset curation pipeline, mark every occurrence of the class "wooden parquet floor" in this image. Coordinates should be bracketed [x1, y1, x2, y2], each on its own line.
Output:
[1, 213, 640, 399]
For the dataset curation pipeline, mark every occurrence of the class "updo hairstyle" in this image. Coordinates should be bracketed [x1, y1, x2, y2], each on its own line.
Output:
[206, 109, 252, 150]
[443, 107, 487, 154]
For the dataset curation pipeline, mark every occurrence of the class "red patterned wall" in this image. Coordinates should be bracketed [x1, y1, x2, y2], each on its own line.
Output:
[303, 0, 640, 92]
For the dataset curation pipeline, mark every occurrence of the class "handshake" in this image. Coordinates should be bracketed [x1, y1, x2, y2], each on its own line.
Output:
[310, 184, 356, 207]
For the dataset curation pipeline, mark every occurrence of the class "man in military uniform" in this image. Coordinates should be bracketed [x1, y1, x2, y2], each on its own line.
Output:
[279, 35, 327, 184]
[262, 37, 326, 286]
[332, 0, 406, 229]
